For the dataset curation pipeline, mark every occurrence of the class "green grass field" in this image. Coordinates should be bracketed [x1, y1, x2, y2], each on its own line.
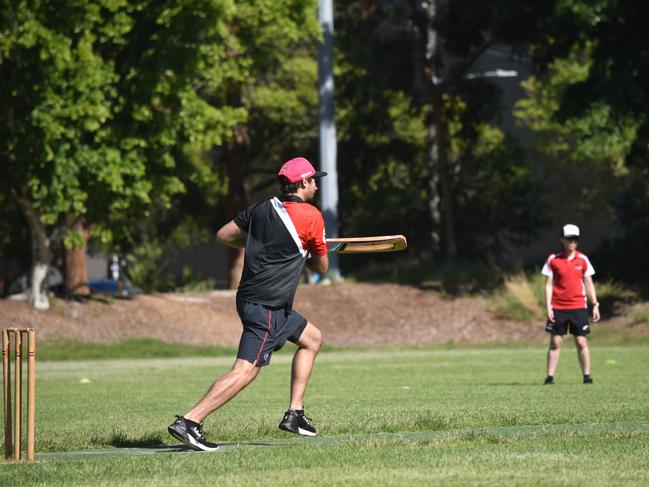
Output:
[2, 343, 649, 485]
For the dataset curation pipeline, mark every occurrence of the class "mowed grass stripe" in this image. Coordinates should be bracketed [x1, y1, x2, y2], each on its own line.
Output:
[35, 343, 648, 374]
[34, 420, 649, 462]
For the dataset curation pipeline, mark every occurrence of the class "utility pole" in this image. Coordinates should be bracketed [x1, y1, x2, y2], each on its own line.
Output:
[318, 0, 342, 281]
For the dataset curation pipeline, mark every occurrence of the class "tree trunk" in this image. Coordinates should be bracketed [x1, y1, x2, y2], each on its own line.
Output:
[441, 171, 457, 258]
[19, 202, 53, 310]
[415, 0, 457, 258]
[427, 100, 442, 253]
[422, 0, 442, 254]
[224, 124, 250, 289]
[64, 218, 90, 296]
[436, 109, 457, 259]
[31, 262, 49, 310]
[0, 260, 6, 296]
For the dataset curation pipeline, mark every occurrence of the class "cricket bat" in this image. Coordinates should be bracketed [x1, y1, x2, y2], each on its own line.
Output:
[326, 235, 407, 254]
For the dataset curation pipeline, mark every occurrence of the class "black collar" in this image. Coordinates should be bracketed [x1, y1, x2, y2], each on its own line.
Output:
[277, 194, 304, 203]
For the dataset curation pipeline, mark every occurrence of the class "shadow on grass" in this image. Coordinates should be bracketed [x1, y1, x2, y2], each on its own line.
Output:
[104, 432, 282, 452]
[220, 441, 281, 447]
[107, 432, 170, 449]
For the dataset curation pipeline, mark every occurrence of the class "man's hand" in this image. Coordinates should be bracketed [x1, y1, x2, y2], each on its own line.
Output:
[592, 303, 601, 322]
[547, 307, 555, 323]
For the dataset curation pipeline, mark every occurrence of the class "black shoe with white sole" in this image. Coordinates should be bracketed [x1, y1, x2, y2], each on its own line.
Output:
[278, 409, 317, 436]
[168, 415, 219, 452]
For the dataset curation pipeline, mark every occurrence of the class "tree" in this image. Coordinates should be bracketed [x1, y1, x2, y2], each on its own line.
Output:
[516, 0, 649, 282]
[418, 0, 557, 258]
[333, 0, 542, 260]
[0, 0, 244, 308]
[515, 47, 636, 218]
[200, 0, 320, 288]
[334, 1, 429, 250]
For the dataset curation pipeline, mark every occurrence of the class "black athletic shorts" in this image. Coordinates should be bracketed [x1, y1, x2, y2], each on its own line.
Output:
[545, 308, 590, 336]
[236, 299, 308, 366]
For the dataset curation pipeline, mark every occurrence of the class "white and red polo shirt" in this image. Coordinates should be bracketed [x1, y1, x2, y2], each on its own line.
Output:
[541, 251, 595, 309]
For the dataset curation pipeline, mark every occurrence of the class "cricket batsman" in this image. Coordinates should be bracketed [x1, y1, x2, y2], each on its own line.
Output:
[168, 157, 328, 451]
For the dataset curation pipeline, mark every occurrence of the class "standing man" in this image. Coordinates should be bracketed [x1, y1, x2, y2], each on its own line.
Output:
[542, 224, 600, 385]
[168, 157, 329, 451]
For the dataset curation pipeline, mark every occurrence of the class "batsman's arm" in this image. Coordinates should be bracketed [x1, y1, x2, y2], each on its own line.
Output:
[306, 213, 328, 274]
[307, 253, 329, 274]
[216, 221, 247, 248]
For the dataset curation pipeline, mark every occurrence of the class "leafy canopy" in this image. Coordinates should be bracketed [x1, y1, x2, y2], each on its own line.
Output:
[0, 0, 244, 246]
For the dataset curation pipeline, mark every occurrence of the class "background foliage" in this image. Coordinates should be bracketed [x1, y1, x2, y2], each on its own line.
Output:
[1, 0, 648, 295]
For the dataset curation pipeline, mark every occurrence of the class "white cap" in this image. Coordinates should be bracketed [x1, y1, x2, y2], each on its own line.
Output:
[562, 224, 580, 238]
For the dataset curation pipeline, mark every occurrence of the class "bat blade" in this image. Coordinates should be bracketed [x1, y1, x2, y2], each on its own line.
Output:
[326, 235, 407, 254]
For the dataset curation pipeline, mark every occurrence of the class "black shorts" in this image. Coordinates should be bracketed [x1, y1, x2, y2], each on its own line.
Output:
[546, 308, 590, 336]
[236, 299, 308, 366]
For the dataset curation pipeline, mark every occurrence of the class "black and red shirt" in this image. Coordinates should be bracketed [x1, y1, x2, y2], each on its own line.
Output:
[541, 250, 595, 309]
[234, 194, 327, 309]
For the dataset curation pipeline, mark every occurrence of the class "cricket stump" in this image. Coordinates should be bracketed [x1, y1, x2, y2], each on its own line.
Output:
[2, 328, 36, 461]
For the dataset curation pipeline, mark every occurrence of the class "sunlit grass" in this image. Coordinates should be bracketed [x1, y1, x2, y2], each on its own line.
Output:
[37, 338, 236, 361]
[1, 345, 648, 485]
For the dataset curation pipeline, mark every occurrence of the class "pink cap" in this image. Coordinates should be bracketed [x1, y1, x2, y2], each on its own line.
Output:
[278, 157, 327, 183]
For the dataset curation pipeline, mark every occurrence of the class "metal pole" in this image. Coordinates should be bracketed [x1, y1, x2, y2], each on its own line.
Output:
[318, 0, 342, 281]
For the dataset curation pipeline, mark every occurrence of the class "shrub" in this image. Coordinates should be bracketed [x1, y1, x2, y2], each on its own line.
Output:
[488, 273, 545, 322]
[488, 273, 637, 322]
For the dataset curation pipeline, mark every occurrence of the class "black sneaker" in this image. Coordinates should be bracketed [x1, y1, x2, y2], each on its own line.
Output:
[168, 416, 219, 452]
[583, 376, 593, 384]
[544, 376, 555, 385]
[278, 409, 317, 437]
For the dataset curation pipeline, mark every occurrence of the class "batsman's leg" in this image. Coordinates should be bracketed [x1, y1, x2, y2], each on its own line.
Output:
[184, 358, 260, 424]
[289, 323, 323, 410]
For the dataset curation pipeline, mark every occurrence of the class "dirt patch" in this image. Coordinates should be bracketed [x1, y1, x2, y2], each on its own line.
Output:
[296, 283, 546, 345]
[0, 283, 551, 347]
